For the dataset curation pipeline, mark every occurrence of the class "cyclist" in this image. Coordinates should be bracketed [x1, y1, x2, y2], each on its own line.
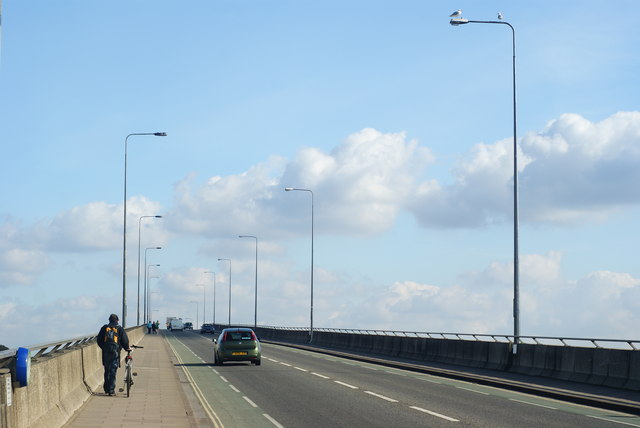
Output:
[97, 314, 130, 396]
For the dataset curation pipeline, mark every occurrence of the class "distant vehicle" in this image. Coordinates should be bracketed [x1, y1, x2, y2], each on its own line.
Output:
[166, 317, 179, 330]
[201, 324, 215, 334]
[170, 319, 184, 331]
[184, 322, 193, 330]
[214, 328, 261, 366]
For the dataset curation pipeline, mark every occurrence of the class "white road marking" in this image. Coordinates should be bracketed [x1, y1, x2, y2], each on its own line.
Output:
[509, 399, 557, 410]
[456, 386, 489, 395]
[334, 380, 359, 389]
[419, 377, 442, 384]
[229, 384, 240, 393]
[219, 376, 228, 383]
[263, 413, 285, 428]
[587, 415, 640, 426]
[364, 391, 398, 402]
[280, 362, 292, 367]
[410, 406, 460, 422]
[243, 396, 258, 407]
[312, 372, 330, 379]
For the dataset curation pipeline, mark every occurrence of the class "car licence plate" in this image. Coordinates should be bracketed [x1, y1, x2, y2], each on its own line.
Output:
[232, 352, 247, 356]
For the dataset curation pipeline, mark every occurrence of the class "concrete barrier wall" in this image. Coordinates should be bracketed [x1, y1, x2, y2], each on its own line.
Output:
[262, 328, 639, 391]
[5, 326, 145, 428]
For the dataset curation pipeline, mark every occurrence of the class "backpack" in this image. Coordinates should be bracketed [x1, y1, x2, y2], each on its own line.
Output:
[104, 326, 119, 345]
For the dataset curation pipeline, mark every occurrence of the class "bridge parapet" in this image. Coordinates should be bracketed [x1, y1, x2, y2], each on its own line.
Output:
[0, 326, 144, 428]
[252, 326, 640, 392]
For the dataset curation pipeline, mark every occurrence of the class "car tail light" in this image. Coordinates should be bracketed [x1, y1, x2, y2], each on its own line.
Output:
[251, 331, 257, 341]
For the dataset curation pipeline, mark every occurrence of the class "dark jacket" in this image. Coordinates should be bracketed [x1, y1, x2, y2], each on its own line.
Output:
[97, 322, 130, 364]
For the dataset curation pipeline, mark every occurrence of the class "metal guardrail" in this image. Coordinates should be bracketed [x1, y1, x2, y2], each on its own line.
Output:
[0, 324, 144, 367]
[0, 333, 99, 368]
[258, 326, 640, 350]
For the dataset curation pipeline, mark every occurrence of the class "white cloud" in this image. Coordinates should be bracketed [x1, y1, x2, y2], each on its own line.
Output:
[410, 111, 640, 227]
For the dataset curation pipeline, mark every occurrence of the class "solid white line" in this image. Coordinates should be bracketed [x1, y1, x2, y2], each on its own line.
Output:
[263, 414, 285, 428]
[229, 384, 240, 393]
[219, 376, 229, 383]
[587, 415, 640, 427]
[456, 386, 489, 395]
[334, 380, 359, 389]
[294, 366, 309, 372]
[509, 399, 557, 410]
[243, 396, 258, 407]
[364, 391, 398, 402]
[410, 406, 459, 422]
[312, 372, 330, 379]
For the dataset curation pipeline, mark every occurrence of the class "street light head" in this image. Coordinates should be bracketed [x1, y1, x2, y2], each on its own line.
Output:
[450, 18, 469, 26]
[156, 246, 162, 249]
[155, 215, 163, 218]
[284, 187, 294, 191]
[154, 132, 167, 137]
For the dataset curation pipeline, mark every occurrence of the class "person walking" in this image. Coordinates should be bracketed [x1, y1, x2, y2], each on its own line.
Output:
[97, 314, 130, 396]
[152, 321, 158, 334]
[147, 320, 153, 334]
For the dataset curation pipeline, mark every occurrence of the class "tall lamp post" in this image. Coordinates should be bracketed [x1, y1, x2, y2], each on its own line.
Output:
[190, 301, 199, 329]
[284, 187, 314, 343]
[144, 247, 162, 322]
[137, 215, 162, 325]
[218, 258, 231, 326]
[450, 13, 520, 354]
[205, 271, 216, 326]
[122, 131, 166, 327]
[239, 235, 258, 330]
[196, 283, 205, 327]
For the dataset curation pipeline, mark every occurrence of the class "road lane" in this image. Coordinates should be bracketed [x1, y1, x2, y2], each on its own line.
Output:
[168, 331, 640, 427]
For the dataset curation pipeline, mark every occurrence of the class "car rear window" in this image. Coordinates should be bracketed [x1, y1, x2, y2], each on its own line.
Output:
[224, 331, 255, 341]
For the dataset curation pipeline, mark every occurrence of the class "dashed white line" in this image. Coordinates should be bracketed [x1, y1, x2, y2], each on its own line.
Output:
[243, 396, 258, 407]
[410, 406, 459, 422]
[312, 372, 330, 379]
[229, 384, 240, 393]
[509, 399, 557, 410]
[219, 376, 228, 383]
[334, 380, 359, 389]
[263, 413, 285, 428]
[418, 377, 442, 384]
[364, 391, 398, 402]
[294, 366, 309, 372]
[280, 362, 292, 367]
[456, 386, 489, 395]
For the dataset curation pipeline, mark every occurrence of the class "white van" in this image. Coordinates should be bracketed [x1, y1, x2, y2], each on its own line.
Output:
[170, 319, 184, 331]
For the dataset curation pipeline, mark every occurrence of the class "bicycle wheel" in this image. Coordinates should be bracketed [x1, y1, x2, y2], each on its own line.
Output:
[125, 364, 132, 398]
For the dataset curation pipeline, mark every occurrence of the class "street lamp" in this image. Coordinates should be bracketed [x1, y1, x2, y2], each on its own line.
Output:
[239, 235, 258, 330]
[137, 215, 162, 325]
[122, 131, 166, 327]
[190, 301, 199, 329]
[450, 13, 520, 354]
[218, 258, 231, 326]
[196, 283, 205, 328]
[284, 187, 314, 343]
[204, 271, 216, 326]
[144, 247, 162, 322]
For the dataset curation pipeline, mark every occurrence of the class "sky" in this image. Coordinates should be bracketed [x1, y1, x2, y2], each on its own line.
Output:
[1, 1, 639, 349]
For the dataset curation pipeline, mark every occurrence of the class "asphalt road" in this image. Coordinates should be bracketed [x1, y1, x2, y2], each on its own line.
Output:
[166, 331, 640, 427]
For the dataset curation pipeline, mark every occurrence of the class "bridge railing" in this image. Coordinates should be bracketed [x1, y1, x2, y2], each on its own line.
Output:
[256, 326, 640, 350]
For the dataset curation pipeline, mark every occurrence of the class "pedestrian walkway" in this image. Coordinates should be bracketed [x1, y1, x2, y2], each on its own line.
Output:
[63, 331, 207, 428]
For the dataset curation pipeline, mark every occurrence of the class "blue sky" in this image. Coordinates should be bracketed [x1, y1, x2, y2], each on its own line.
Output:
[1, 1, 639, 348]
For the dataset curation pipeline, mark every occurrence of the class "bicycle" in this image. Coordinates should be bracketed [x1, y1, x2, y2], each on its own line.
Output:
[119, 344, 143, 397]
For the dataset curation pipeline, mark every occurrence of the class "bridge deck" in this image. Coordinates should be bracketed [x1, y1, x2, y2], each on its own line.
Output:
[63, 331, 206, 427]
